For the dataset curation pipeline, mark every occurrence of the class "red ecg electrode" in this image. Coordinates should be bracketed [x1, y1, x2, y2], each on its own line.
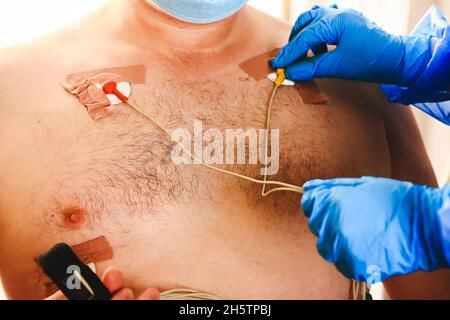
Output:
[102, 81, 128, 103]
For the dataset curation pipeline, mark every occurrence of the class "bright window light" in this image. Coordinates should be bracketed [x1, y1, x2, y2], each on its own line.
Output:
[0, 0, 411, 49]
[0, 0, 107, 48]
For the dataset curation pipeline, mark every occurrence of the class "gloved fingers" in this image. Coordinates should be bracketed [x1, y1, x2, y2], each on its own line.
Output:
[301, 188, 319, 220]
[303, 177, 367, 191]
[288, 9, 321, 41]
[317, 234, 371, 283]
[272, 27, 330, 69]
[358, 176, 412, 190]
[289, 3, 341, 41]
[316, 236, 337, 264]
[285, 56, 318, 81]
[307, 197, 336, 237]
[302, 177, 367, 218]
[302, 177, 382, 222]
[288, 4, 341, 42]
[334, 256, 364, 282]
[311, 4, 340, 10]
[284, 52, 335, 81]
[359, 176, 393, 184]
[304, 194, 364, 283]
[301, 180, 335, 220]
[302, 179, 325, 189]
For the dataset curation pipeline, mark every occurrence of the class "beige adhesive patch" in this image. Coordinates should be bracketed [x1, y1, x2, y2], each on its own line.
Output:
[239, 49, 281, 81]
[296, 82, 327, 104]
[239, 49, 327, 104]
[65, 64, 147, 85]
[71, 235, 113, 264]
[63, 65, 147, 120]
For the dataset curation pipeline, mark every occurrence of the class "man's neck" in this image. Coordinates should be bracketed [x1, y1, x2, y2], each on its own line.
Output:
[108, 0, 251, 53]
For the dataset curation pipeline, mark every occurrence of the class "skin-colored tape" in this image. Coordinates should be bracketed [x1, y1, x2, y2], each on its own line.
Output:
[62, 65, 147, 120]
[296, 82, 327, 104]
[70, 236, 113, 264]
[65, 65, 147, 86]
[239, 49, 327, 104]
[239, 49, 282, 81]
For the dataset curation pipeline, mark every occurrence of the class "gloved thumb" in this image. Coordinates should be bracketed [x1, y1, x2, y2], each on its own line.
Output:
[285, 51, 338, 81]
[271, 23, 330, 69]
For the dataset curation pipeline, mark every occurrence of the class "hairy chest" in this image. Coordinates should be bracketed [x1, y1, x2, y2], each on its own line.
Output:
[1, 75, 391, 220]
[0, 73, 389, 299]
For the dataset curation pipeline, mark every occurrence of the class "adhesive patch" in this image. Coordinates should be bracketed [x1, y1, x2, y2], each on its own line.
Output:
[71, 236, 113, 264]
[65, 65, 147, 86]
[63, 65, 146, 120]
[239, 49, 281, 81]
[239, 49, 327, 104]
[296, 82, 327, 104]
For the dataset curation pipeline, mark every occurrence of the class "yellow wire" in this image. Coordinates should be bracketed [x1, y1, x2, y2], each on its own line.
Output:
[261, 69, 301, 196]
[124, 69, 304, 196]
[261, 81, 281, 196]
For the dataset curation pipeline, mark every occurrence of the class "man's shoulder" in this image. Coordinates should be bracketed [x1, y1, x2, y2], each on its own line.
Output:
[245, 6, 292, 47]
[0, 39, 73, 119]
[0, 43, 56, 83]
[0, 25, 82, 76]
[0, 36, 76, 96]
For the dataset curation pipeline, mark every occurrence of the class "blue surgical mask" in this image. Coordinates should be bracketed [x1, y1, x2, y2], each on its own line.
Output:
[149, 0, 249, 24]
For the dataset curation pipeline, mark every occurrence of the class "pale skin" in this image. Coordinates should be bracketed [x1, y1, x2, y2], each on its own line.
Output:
[0, 0, 449, 299]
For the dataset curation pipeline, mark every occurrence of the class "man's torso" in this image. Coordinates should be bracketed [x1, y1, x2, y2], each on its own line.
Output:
[0, 6, 392, 299]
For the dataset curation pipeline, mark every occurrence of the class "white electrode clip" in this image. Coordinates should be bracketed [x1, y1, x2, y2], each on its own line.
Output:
[267, 72, 295, 86]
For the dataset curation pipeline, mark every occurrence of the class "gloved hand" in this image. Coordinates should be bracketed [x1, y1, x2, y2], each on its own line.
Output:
[270, 5, 434, 86]
[301, 177, 450, 283]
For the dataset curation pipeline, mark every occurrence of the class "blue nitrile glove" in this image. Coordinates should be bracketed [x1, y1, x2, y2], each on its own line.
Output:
[382, 5, 450, 125]
[270, 5, 434, 87]
[301, 177, 450, 284]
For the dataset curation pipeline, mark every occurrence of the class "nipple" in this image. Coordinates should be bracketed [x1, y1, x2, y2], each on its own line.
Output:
[62, 207, 87, 229]
[69, 212, 82, 223]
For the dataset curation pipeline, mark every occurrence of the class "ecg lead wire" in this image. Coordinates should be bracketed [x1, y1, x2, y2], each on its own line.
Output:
[102, 75, 305, 196]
